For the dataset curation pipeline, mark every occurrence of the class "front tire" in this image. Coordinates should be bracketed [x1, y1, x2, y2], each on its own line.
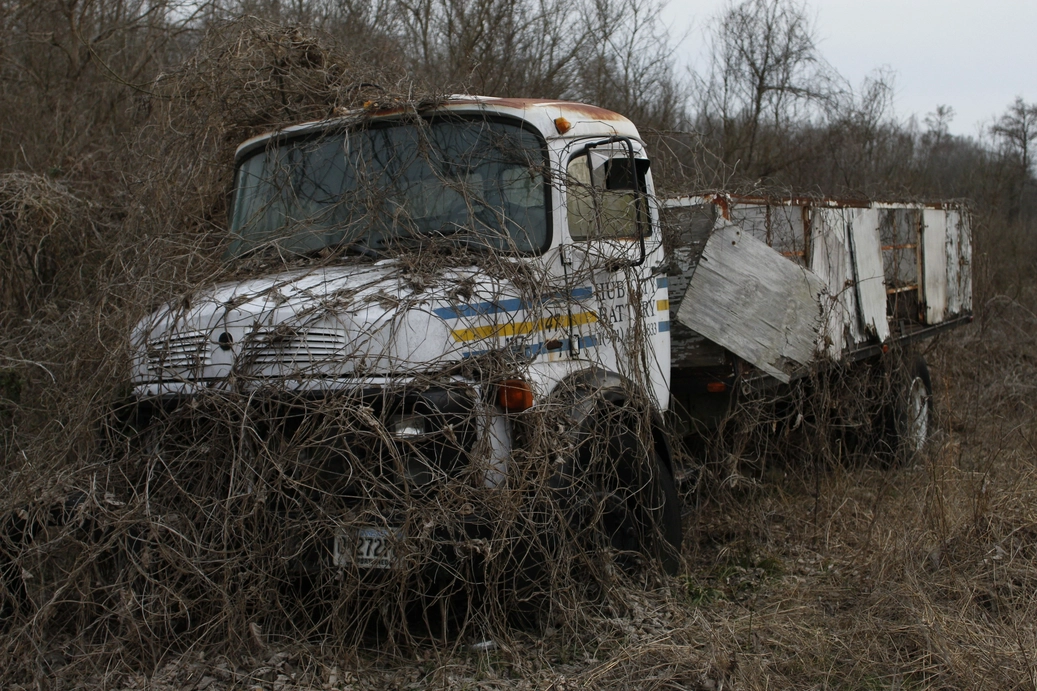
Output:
[562, 393, 683, 576]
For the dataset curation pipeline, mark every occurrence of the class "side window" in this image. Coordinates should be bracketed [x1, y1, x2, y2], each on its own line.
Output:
[567, 155, 595, 240]
[566, 149, 649, 241]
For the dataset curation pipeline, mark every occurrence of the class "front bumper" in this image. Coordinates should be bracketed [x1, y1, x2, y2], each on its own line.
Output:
[120, 382, 517, 584]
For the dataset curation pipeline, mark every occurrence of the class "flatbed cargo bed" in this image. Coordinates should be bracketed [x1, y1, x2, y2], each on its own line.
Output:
[663, 195, 973, 384]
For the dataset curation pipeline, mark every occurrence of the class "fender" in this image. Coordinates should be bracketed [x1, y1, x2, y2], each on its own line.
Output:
[541, 367, 675, 476]
[536, 366, 683, 575]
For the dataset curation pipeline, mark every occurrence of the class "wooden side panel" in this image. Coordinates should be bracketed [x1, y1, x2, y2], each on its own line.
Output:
[949, 210, 973, 314]
[922, 208, 948, 324]
[661, 203, 729, 369]
[676, 222, 826, 383]
[728, 203, 770, 244]
[944, 210, 962, 316]
[771, 204, 810, 265]
[810, 207, 859, 357]
[728, 201, 810, 265]
[848, 208, 890, 342]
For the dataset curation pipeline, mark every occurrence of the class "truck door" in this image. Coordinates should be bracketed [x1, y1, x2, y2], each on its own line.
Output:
[561, 138, 669, 406]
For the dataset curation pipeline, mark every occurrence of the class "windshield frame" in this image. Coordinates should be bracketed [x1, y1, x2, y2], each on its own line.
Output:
[226, 113, 554, 261]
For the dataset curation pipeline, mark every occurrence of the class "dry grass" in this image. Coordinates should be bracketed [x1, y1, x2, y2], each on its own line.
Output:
[3, 225, 1033, 691]
[18, 345, 1033, 691]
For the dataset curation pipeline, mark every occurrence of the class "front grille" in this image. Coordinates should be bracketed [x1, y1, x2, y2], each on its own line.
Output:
[132, 385, 481, 576]
[146, 331, 210, 372]
[272, 386, 480, 504]
[240, 328, 346, 367]
[134, 385, 479, 506]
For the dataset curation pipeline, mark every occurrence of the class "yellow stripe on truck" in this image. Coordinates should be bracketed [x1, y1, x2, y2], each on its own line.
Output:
[450, 312, 598, 342]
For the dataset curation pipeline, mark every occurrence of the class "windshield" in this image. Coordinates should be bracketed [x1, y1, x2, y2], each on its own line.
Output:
[227, 116, 550, 259]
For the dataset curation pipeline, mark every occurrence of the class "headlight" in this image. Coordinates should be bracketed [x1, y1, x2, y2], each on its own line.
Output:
[389, 414, 426, 438]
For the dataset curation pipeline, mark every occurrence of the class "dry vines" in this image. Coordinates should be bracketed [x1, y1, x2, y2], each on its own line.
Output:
[0, 17, 681, 682]
[1, 15, 1034, 691]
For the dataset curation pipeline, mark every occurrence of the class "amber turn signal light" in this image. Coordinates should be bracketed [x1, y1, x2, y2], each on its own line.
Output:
[706, 381, 727, 393]
[554, 117, 572, 134]
[498, 379, 534, 411]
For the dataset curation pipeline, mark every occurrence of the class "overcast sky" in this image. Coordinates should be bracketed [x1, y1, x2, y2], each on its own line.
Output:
[663, 0, 1037, 137]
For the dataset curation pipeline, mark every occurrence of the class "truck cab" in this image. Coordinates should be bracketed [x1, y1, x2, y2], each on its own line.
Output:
[130, 97, 683, 581]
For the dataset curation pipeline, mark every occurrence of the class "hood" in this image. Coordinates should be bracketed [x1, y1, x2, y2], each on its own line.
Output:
[131, 260, 519, 393]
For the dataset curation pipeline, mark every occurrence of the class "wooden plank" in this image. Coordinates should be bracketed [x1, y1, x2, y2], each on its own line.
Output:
[848, 208, 890, 342]
[950, 210, 973, 314]
[944, 210, 962, 316]
[661, 203, 729, 370]
[922, 208, 948, 324]
[728, 203, 770, 244]
[810, 207, 862, 357]
[675, 222, 827, 383]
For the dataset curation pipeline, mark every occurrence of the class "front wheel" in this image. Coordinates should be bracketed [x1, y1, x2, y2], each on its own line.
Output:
[562, 396, 683, 576]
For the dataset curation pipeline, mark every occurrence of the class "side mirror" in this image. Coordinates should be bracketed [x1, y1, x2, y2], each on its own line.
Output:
[604, 156, 650, 267]
[567, 137, 651, 267]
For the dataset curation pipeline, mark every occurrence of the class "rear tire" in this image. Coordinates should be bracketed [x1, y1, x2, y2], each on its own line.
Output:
[881, 354, 933, 463]
[895, 355, 934, 456]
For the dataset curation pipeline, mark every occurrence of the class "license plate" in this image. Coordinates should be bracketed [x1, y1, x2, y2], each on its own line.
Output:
[334, 527, 397, 569]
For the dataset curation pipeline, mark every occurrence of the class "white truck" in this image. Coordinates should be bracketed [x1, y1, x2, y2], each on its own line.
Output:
[129, 96, 972, 584]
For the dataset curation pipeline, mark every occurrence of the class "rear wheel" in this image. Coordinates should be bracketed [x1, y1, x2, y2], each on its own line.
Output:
[894, 354, 934, 457]
[874, 353, 934, 464]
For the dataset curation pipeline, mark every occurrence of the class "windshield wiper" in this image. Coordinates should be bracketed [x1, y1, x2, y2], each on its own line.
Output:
[306, 240, 384, 260]
[388, 223, 475, 250]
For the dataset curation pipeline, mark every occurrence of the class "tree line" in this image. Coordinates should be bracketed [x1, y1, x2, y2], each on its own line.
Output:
[0, 0, 1034, 300]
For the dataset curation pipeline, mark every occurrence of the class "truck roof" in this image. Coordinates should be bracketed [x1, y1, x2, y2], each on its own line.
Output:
[233, 96, 642, 162]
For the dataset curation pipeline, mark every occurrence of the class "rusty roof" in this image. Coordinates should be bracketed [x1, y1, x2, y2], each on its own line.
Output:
[235, 96, 640, 161]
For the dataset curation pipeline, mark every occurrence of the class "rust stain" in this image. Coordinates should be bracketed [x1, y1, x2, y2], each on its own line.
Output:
[553, 102, 629, 121]
[439, 97, 629, 122]
[239, 96, 635, 158]
[690, 193, 967, 214]
[711, 194, 731, 220]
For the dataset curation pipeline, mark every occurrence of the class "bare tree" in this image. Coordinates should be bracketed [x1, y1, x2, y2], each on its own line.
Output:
[991, 97, 1037, 177]
[692, 0, 838, 178]
[0, 0, 205, 172]
[574, 0, 686, 130]
[923, 104, 956, 150]
[810, 69, 909, 193]
[390, 0, 587, 97]
[990, 97, 1037, 219]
